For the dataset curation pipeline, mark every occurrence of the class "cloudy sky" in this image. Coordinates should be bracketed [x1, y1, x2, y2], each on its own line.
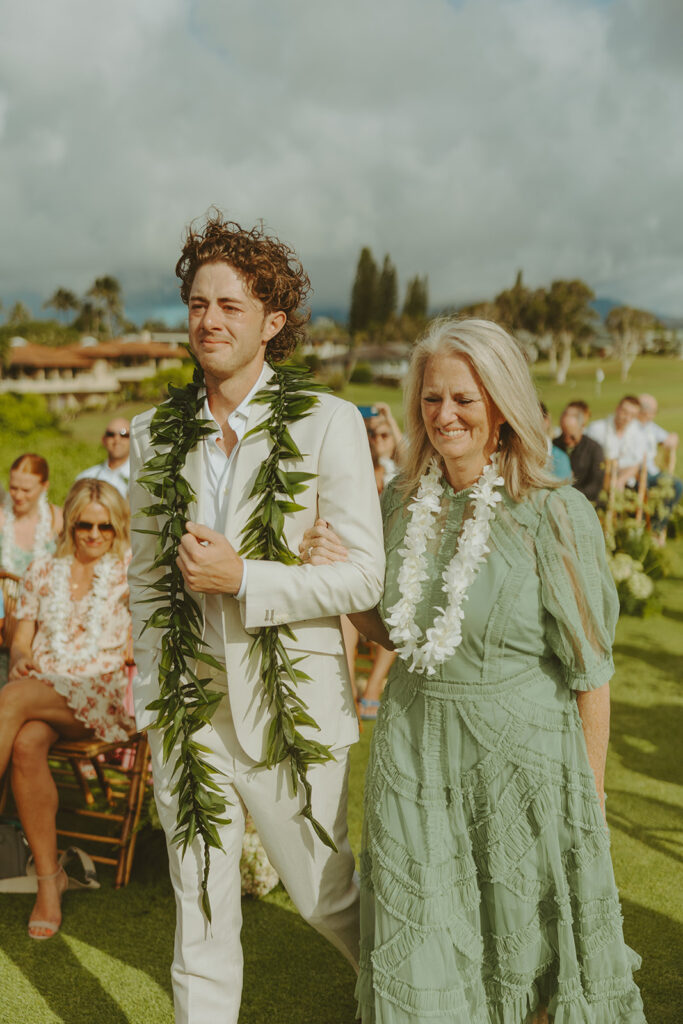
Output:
[2, 0, 682, 325]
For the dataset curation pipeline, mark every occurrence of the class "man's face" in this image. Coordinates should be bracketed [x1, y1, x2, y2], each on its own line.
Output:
[560, 408, 583, 444]
[188, 262, 285, 386]
[638, 400, 656, 424]
[614, 400, 639, 431]
[102, 418, 130, 463]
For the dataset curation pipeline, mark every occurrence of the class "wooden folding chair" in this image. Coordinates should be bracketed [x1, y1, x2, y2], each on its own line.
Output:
[49, 730, 150, 888]
[0, 569, 21, 655]
[635, 454, 648, 526]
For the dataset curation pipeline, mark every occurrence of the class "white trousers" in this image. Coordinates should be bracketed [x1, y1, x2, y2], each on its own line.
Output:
[148, 683, 360, 1024]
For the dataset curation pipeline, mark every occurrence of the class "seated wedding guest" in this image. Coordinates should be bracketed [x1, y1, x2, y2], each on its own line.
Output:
[76, 417, 131, 499]
[303, 318, 646, 1023]
[554, 400, 606, 503]
[586, 395, 646, 491]
[0, 455, 62, 577]
[0, 479, 133, 939]
[355, 405, 401, 719]
[637, 393, 682, 541]
[540, 402, 571, 481]
[367, 402, 403, 491]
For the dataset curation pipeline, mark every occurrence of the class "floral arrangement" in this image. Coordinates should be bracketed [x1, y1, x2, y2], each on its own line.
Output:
[240, 816, 279, 898]
[603, 519, 669, 616]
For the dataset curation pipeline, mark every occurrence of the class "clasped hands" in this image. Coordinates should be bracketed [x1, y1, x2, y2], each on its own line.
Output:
[176, 521, 245, 595]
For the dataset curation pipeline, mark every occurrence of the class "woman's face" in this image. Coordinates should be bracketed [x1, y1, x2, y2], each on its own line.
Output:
[367, 417, 395, 460]
[72, 501, 116, 563]
[9, 470, 48, 516]
[421, 352, 503, 477]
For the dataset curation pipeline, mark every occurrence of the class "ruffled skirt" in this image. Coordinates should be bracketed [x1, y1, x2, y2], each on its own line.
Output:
[355, 666, 646, 1023]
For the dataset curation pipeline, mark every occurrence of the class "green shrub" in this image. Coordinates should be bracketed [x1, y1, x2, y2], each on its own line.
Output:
[132, 365, 194, 403]
[0, 393, 58, 435]
[349, 362, 374, 384]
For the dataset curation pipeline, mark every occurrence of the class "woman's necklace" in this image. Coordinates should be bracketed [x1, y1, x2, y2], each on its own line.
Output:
[385, 456, 503, 676]
[45, 554, 115, 672]
[1, 492, 53, 574]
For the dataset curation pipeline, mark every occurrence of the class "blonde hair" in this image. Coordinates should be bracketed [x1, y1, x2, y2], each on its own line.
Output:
[401, 317, 559, 501]
[57, 479, 130, 559]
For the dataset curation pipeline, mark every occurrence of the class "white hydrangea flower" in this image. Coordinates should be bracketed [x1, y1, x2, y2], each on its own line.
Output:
[628, 571, 654, 601]
[610, 552, 635, 583]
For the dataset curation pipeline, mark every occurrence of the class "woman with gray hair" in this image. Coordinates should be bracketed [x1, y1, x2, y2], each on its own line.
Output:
[302, 319, 645, 1022]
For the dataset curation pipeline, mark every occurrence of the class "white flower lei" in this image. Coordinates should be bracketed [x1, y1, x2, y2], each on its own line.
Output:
[45, 554, 116, 672]
[385, 456, 504, 676]
[1, 492, 53, 574]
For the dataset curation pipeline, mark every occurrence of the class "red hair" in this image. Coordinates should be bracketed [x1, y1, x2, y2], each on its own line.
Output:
[10, 453, 49, 482]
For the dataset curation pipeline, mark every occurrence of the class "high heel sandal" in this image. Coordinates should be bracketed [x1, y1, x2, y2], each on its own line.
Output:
[28, 865, 67, 941]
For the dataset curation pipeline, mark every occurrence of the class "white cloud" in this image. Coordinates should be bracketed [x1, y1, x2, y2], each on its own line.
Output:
[1, 0, 682, 319]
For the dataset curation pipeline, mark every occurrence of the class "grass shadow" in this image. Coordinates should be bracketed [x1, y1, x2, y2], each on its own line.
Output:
[608, 789, 683, 865]
[621, 897, 683, 1023]
[610, 700, 683, 787]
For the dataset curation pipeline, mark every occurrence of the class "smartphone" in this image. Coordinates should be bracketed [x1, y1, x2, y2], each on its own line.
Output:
[357, 405, 378, 419]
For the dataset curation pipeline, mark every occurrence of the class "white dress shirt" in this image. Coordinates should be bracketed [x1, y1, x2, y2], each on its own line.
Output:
[200, 368, 267, 659]
[76, 458, 130, 498]
[585, 416, 646, 485]
[640, 421, 670, 476]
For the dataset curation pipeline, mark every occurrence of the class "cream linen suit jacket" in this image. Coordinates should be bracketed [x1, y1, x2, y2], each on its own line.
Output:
[128, 365, 385, 761]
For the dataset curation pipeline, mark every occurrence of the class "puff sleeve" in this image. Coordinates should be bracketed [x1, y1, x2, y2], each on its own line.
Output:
[536, 487, 619, 691]
[15, 558, 43, 621]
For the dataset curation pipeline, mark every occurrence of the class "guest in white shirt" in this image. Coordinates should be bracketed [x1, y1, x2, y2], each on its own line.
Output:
[585, 395, 646, 490]
[76, 418, 130, 499]
[637, 393, 682, 540]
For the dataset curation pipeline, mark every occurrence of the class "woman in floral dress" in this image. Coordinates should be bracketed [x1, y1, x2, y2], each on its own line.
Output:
[303, 319, 646, 1022]
[0, 478, 133, 939]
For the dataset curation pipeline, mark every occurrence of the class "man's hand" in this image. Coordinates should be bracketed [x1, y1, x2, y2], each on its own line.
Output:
[176, 521, 244, 595]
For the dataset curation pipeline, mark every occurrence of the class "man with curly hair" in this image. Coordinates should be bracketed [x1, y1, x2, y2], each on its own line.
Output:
[128, 212, 384, 1023]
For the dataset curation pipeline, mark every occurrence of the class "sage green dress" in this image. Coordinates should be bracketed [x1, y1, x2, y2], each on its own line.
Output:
[355, 483, 646, 1023]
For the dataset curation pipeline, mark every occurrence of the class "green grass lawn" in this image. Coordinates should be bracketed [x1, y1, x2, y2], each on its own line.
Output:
[1, 541, 681, 1022]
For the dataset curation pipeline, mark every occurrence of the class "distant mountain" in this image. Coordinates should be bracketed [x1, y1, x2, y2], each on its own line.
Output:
[590, 297, 623, 321]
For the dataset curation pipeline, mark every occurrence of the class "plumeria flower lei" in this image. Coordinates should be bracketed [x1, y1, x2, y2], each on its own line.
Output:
[1, 492, 53, 574]
[385, 455, 504, 676]
[45, 554, 116, 672]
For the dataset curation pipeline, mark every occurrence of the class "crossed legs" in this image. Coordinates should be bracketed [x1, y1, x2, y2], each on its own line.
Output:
[0, 677, 91, 934]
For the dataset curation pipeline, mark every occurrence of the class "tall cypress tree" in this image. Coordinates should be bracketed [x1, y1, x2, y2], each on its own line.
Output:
[403, 274, 429, 319]
[375, 254, 398, 324]
[349, 247, 378, 334]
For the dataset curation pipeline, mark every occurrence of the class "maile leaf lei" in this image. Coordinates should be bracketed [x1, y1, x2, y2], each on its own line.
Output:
[136, 356, 334, 922]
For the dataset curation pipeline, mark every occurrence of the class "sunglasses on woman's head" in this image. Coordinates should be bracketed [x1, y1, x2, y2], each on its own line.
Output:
[74, 521, 116, 534]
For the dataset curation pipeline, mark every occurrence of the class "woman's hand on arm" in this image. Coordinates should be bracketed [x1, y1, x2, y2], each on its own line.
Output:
[300, 520, 393, 648]
[299, 519, 349, 566]
[9, 619, 38, 678]
[575, 683, 610, 819]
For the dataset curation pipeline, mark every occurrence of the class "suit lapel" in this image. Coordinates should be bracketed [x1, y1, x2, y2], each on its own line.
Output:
[223, 365, 276, 548]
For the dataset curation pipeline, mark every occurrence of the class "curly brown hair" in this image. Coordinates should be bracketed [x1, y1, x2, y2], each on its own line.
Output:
[175, 210, 311, 363]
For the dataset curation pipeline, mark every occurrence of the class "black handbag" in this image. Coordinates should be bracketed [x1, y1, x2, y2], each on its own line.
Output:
[0, 822, 30, 879]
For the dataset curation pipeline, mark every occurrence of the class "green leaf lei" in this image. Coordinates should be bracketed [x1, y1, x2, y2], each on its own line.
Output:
[137, 357, 334, 921]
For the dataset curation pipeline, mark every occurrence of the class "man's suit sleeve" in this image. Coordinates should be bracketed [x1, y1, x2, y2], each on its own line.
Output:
[127, 416, 165, 684]
[242, 400, 385, 628]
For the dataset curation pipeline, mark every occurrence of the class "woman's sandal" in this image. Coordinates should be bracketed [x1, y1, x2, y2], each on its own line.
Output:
[359, 698, 380, 721]
[28, 865, 67, 941]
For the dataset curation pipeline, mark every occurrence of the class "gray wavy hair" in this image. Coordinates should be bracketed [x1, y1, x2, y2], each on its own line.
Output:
[400, 317, 559, 501]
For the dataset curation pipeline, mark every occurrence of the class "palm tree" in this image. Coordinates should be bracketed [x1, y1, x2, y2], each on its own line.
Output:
[87, 275, 123, 337]
[43, 287, 79, 324]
